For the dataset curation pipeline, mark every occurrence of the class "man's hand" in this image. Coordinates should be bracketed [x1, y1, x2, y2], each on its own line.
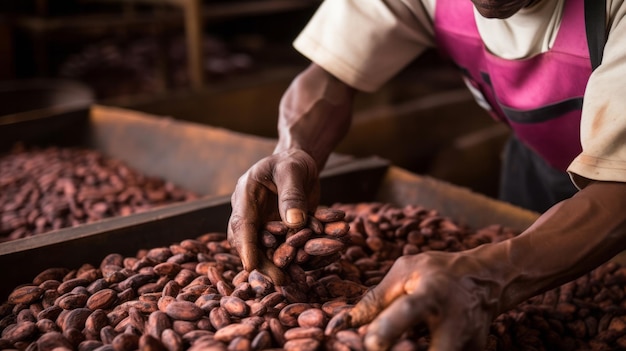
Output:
[327, 251, 497, 351]
[227, 149, 320, 285]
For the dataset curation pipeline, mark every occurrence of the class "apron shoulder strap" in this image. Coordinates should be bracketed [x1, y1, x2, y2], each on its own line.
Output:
[584, 0, 607, 71]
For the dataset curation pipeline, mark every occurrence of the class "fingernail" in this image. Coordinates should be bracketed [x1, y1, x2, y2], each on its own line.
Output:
[286, 209, 305, 226]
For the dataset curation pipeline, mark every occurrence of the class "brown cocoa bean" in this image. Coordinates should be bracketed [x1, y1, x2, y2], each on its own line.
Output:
[78, 340, 104, 351]
[39, 279, 61, 291]
[36, 331, 73, 350]
[4, 321, 37, 343]
[284, 327, 324, 341]
[8, 286, 43, 305]
[111, 332, 139, 351]
[297, 308, 327, 329]
[85, 309, 109, 335]
[220, 296, 249, 318]
[165, 301, 203, 321]
[284, 338, 320, 351]
[265, 221, 288, 236]
[278, 303, 310, 328]
[250, 329, 272, 350]
[303, 238, 344, 256]
[324, 221, 350, 237]
[214, 323, 255, 343]
[64, 326, 86, 348]
[308, 216, 324, 235]
[146, 311, 171, 339]
[314, 208, 345, 223]
[57, 278, 90, 295]
[209, 307, 231, 330]
[247, 270, 273, 297]
[153, 262, 181, 278]
[63, 308, 92, 332]
[36, 318, 60, 333]
[286, 228, 313, 248]
[56, 293, 88, 310]
[227, 336, 251, 351]
[158, 296, 175, 313]
[273, 243, 296, 268]
[161, 328, 183, 351]
[171, 320, 195, 336]
[259, 292, 284, 309]
[34, 268, 71, 285]
[37, 305, 62, 322]
[138, 333, 166, 351]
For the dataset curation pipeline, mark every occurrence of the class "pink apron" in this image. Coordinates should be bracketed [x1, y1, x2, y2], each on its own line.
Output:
[434, 0, 591, 171]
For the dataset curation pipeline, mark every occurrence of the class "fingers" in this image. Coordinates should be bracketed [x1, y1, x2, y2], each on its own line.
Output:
[362, 282, 487, 351]
[363, 293, 430, 351]
[274, 154, 318, 228]
[228, 177, 266, 272]
[347, 263, 414, 326]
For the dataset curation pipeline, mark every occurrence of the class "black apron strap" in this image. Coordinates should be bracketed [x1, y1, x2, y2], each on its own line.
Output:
[584, 0, 607, 71]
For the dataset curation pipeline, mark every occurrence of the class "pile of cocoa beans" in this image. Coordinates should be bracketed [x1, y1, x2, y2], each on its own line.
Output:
[1, 202, 626, 350]
[0, 145, 198, 242]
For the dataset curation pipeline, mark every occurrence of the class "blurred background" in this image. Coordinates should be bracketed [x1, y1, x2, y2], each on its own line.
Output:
[0, 0, 509, 198]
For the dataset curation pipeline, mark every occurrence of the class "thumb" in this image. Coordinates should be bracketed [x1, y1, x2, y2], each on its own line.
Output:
[274, 156, 317, 228]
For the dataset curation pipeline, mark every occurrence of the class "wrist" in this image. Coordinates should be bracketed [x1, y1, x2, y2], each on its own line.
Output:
[275, 64, 355, 170]
[448, 243, 521, 316]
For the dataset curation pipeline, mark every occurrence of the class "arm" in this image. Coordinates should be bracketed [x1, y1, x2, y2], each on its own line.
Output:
[275, 63, 356, 172]
[227, 63, 356, 281]
[480, 180, 626, 313]
[335, 180, 626, 350]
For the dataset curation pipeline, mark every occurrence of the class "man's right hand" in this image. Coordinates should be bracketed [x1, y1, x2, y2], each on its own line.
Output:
[227, 149, 321, 285]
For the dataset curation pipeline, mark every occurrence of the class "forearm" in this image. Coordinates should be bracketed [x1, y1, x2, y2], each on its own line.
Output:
[464, 181, 626, 314]
[274, 63, 356, 170]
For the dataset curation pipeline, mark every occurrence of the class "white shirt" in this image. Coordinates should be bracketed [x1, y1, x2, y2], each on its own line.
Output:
[293, 0, 626, 188]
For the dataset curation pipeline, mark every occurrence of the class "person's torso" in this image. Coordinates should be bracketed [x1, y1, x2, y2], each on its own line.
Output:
[432, 0, 594, 171]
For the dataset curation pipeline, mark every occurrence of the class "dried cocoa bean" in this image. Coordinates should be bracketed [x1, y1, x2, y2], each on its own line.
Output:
[303, 238, 344, 256]
[165, 301, 203, 321]
[213, 323, 255, 343]
[8, 286, 43, 305]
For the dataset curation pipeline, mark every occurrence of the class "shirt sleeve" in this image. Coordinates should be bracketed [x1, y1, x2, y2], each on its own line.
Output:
[567, 1, 626, 188]
[293, 0, 436, 92]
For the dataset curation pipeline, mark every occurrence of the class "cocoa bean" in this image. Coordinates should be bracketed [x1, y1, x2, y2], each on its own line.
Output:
[213, 323, 255, 343]
[284, 327, 324, 341]
[285, 228, 312, 248]
[272, 243, 296, 268]
[111, 332, 139, 351]
[8, 286, 43, 305]
[36, 331, 73, 350]
[138, 333, 166, 351]
[314, 208, 345, 223]
[4, 321, 37, 343]
[297, 308, 326, 329]
[209, 307, 230, 330]
[283, 338, 320, 351]
[161, 328, 183, 351]
[324, 221, 350, 237]
[165, 301, 203, 321]
[34, 268, 70, 285]
[146, 311, 171, 339]
[264, 221, 288, 236]
[303, 238, 344, 256]
[278, 303, 310, 328]
[56, 293, 88, 310]
[220, 296, 249, 318]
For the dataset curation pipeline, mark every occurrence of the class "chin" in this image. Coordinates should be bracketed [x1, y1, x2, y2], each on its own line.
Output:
[471, 0, 526, 19]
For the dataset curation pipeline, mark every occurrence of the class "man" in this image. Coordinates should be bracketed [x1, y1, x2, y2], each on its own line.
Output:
[228, 0, 626, 350]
